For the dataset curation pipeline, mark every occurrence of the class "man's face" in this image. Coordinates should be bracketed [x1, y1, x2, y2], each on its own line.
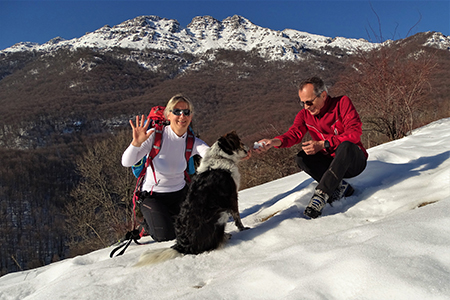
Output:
[298, 83, 326, 116]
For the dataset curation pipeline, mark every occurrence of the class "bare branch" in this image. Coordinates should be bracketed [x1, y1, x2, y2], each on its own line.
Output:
[369, 1, 383, 42]
[405, 11, 422, 38]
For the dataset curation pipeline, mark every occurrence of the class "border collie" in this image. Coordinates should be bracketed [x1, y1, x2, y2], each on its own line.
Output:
[135, 131, 249, 266]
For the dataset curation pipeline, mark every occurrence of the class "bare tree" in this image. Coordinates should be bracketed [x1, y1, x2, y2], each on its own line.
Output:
[335, 4, 438, 141]
[333, 43, 436, 141]
[65, 131, 135, 255]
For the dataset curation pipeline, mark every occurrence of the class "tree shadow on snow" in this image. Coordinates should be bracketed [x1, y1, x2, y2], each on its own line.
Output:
[238, 178, 314, 219]
[231, 150, 450, 243]
[326, 150, 450, 216]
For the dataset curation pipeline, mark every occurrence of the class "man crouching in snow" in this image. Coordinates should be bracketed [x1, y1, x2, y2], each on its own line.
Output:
[254, 76, 368, 218]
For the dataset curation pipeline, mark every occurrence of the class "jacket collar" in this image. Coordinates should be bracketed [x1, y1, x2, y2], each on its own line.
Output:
[317, 95, 332, 118]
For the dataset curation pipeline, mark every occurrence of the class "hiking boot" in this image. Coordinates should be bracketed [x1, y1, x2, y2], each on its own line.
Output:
[137, 220, 149, 237]
[328, 180, 354, 204]
[304, 189, 329, 219]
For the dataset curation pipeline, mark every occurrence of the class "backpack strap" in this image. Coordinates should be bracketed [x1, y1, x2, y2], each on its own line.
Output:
[128, 124, 164, 242]
[147, 125, 164, 192]
[147, 125, 195, 186]
[184, 126, 195, 182]
[128, 125, 195, 246]
[109, 229, 142, 258]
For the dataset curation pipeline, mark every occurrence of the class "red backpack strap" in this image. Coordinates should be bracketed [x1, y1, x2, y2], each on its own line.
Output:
[147, 124, 163, 193]
[130, 124, 163, 231]
[184, 127, 195, 182]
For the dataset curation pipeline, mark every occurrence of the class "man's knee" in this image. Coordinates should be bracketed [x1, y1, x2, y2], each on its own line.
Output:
[335, 141, 360, 157]
[295, 150, 308, 169]
[335, 141, 367, 177]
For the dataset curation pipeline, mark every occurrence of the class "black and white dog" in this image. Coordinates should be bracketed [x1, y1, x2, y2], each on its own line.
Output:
[135, 131, 249, 266]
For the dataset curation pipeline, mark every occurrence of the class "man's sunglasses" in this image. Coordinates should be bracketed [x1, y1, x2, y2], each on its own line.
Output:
[299, 95, 319, 107]
[170, 109, 191, 116]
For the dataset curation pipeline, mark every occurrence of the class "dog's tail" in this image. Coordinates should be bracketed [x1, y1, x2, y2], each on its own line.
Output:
[134, 248, 182, 267]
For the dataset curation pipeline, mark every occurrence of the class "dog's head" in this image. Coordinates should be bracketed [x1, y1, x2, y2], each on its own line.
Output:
[217, 131, 249, 160]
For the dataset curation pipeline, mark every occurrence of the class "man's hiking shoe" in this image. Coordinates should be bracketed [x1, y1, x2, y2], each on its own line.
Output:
[328, 180, 354, 204]
[304, 189, 329, 219]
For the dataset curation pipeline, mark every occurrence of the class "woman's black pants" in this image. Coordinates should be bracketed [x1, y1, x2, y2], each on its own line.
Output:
[139, 186, 188, 242]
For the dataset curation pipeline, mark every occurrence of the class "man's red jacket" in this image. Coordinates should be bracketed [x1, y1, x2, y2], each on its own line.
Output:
[275, 95, 368, 158]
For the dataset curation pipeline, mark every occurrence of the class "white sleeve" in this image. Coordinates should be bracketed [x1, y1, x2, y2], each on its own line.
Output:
[192, 137, 210, 157]
[121, 129, 155, 167]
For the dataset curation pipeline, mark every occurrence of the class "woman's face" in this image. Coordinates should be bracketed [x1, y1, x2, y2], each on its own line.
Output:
[167, 101, 192, 136]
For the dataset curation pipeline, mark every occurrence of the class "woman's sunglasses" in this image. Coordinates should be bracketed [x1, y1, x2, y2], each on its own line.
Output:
[170, 109, 191, 116]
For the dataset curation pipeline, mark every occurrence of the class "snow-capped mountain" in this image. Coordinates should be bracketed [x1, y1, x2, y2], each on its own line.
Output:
[424, 31, 450, 50]
[3, 15, 448, 61]
[0, 15, 381, 60]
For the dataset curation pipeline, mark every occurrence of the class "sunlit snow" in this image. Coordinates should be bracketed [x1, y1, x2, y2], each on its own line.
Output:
[1, 118, 449, 300]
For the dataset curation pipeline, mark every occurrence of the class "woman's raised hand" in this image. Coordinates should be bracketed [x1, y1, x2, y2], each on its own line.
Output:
[130, 115, 154, 147]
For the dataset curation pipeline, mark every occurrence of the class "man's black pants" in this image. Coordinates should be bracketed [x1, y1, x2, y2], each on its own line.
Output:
[295, 141, 367, 196]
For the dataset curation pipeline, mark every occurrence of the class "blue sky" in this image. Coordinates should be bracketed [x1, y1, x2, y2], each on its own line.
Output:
[1, 0, 449, 50]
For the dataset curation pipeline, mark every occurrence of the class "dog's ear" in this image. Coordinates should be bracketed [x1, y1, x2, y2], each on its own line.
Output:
[218, 131, 240, 155]
[218, 136, 235, 155]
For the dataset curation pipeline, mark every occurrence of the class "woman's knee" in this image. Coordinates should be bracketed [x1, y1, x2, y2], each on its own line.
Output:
[147, 214, 176, 242]
[152, 230, 175, 242]
[140, 198, 176, 242]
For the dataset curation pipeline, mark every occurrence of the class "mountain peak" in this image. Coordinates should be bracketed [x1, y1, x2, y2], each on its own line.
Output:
[222, 15, 257, 30]
[188, 16, 223, 35]
[98, 15, 182, 36]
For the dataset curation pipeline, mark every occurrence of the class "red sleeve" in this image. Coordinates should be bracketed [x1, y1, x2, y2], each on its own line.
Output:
[274, 110, 308, 148]
[327, 96, 363, 151]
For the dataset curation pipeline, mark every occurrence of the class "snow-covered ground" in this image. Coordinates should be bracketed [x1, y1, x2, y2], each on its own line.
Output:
[1, 118, 449, 300]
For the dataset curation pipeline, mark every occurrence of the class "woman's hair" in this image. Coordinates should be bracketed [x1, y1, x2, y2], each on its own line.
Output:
[164, 94, 195, 119]
[298, 76, 328, 96]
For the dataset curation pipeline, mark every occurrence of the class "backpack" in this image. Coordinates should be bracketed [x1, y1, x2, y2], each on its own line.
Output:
[131, 105, 196, 181]
[131, 106, 196, 179]
[110, 106, 195, 258]
[130, 105, 167, 179]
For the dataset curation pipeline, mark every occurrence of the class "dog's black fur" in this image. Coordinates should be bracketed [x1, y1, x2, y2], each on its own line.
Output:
[173, 131, 248, 254]
[134, 131, 249, 266]
[173, 169, 243, 254]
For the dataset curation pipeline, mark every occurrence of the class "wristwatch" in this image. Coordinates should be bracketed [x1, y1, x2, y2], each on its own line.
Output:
[324, 140, 330, 150]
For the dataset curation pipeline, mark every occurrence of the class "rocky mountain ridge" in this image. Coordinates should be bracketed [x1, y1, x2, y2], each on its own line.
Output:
[3, 15, 449, 61]
[3, 14, 449, 77]
[0, 15, 386, 60]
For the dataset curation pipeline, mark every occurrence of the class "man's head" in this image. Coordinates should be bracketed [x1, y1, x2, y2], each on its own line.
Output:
[298, 77, 328, 116]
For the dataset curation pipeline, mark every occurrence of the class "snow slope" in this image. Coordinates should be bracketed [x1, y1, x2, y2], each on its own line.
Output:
[1, 118, 449, 300]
